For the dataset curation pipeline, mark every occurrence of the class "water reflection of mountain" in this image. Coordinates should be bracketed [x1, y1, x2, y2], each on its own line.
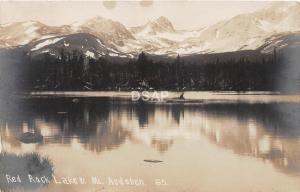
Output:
[195, 103, 300, 175]
[1, 98, 300, 175]
[0, 98, 132, 153]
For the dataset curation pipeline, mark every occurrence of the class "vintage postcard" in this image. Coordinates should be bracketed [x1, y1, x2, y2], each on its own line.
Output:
[0, 0, 300, 192]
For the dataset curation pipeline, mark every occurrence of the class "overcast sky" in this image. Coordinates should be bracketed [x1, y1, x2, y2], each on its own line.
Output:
[0, 1, 271, 30]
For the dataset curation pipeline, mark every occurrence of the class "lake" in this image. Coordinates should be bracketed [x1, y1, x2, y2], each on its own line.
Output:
[0, 92, 300, 192]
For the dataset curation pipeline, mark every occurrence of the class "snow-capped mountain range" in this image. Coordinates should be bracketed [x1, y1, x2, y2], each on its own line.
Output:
[1, 1, 300, 58]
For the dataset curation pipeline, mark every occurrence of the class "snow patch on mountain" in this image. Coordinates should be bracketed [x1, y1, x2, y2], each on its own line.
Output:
[134, 4, 299, 55]
[31, 37, 64, 51]
[1, 2, 300, 56]
[96, 39, 105, 46]
[109, 53, 119, 57]
[63, 41, 70, 47]
[24, 26, 38, 35]
[85, 50, 95, 58]
[22, 21, 37, 27]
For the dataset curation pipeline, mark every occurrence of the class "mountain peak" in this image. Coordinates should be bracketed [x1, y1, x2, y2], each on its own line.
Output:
[150, 16, 175, 32]
[19, 20, 41, 26]
[265, 1, 300, 10]
[259, 1, 300, 15]
[155, 16, 171, 24]
[129, 16, 175, 35]
[76, 16, 135, 44]
[83, 16, 116, 26]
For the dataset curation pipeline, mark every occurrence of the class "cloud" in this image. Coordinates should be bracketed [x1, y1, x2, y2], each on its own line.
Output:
[103, 0, 116, 10]
[140, 0, 153, 8]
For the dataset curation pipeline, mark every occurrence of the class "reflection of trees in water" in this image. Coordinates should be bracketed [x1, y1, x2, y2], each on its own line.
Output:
[199, 103, 300, 137]
[105, 102, 175, 153]
[196, 103, 300, 175]
[1, 98, 300, 175]
[168, 105, 185, 125]
[135, 103, 155, 128]
[0, 98, 131, 154]
[109, 102, 300, 174]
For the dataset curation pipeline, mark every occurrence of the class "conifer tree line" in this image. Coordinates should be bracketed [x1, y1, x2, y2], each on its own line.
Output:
[17, 48, 284, 91]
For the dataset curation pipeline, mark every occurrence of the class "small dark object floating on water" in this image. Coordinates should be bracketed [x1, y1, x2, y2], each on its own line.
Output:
[19, 132, 43, 144]
[179, 92, 185, 100]
[144, 159, 163, 163]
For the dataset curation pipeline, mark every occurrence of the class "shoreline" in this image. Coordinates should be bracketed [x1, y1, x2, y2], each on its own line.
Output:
[14, 91, 300, 104]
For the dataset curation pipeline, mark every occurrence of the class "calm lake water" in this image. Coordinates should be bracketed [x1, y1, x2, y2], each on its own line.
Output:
[1, 92, 300, 192]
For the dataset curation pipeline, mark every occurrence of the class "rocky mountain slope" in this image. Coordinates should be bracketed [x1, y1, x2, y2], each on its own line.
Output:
[25, 33, 132, 59]
[0, 2, 299, 57]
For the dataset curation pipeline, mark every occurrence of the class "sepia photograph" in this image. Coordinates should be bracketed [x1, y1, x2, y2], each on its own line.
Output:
[0, 0, 300, 191]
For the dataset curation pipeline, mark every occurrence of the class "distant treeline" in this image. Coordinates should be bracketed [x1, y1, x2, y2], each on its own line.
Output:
[9, 48, 286, 91]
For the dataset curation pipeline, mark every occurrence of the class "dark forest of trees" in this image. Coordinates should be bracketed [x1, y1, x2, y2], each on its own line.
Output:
[15, 48, 284, 91]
